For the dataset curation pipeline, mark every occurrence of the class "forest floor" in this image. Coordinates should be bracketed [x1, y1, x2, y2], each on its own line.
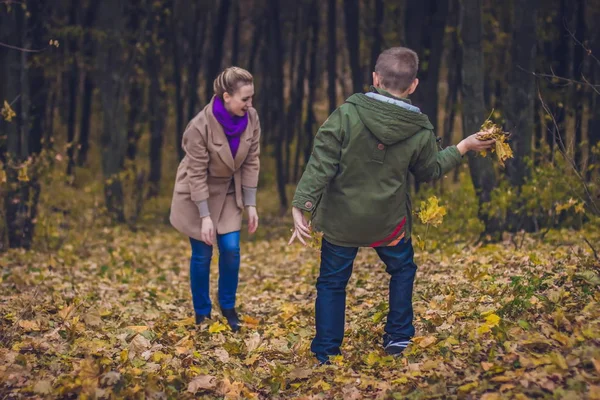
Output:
[1, 183, 600, 399]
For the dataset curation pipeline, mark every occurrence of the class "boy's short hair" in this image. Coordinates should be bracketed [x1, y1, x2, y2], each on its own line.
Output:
[374, 47, 419, 92]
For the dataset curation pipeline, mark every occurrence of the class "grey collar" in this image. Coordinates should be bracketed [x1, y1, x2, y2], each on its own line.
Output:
[365, 92, 421, 113]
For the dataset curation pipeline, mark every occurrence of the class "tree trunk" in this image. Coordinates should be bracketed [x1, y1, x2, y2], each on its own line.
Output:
[247, 15, 263, 73]
[230, 0, 240, 66]
[327, 0, 337, 113]
[205, 0, 231, 103]
[267, 0, 288, 211]
[587, 9, 600, 182]
[304, 0, 320, 169]
[460, 0, 502, 238]
[66, 0, 78, 176]
[1, 1, 47, 249]
[147, 2, 168, 198]
[370, 0, 384, 73]
[504, 0, 539, 231]
[344, 0, 362, 93]
[286, 5, 309, 184]
[573, 0, 585, 170]
[95, 0, 133, 222]
[77, 1, 98, 166]
[187, 5, 207, 123]
[170, 1, 185, 160]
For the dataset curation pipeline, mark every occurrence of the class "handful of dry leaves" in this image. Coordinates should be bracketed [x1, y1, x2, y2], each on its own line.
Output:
[476, 118, 513, 167]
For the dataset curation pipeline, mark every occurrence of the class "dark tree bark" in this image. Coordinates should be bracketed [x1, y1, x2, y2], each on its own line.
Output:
[443, 0, 460, 149]
[230, 0, 240, 66]
[573, 0, 585, 170]
[125, 1, 145, 162]
[247, 14, 263, 73]
[327, 0, 337, 113]
[408, 0, 449, 130]
[587, 10, 600, 182]
[303, 0, 320, 170]
[187, 5, 208, 123]
[1, 1, 48, 249]
[66, 0, 78, 176]
[267, 0, 287, 211]
[344, 0, 362, 93]
[170, 0, 185, 160]
[460, 0, 502, 238]
[205, 0, 231, 103]
[77, 0, 99, 166]
[95, 0, 134, 222]
[285, 5, 308, 184]
[546, 0, 575, 158]
[370, 0, 384, 73]
[504, 0, 539, 231]
[147, 3, 168, 198]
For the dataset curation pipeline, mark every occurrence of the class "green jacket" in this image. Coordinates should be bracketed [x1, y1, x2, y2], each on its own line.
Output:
[292, 87, 463, 248]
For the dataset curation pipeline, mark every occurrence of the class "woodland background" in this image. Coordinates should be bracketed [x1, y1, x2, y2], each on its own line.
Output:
[0, 0, 599, 399]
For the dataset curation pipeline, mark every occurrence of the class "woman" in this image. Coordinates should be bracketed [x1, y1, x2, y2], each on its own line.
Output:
[170, 67, 260, 332]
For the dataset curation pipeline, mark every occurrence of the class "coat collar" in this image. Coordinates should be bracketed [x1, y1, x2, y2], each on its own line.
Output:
[205, 96, 253, 171]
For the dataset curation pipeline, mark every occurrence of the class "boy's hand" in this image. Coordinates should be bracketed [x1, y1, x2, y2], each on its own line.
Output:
[288, 206, 311, 246]
[457, 133, 496, 155]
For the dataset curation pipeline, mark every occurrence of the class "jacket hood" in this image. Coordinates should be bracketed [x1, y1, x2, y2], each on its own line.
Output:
[345, 87, 433, 145]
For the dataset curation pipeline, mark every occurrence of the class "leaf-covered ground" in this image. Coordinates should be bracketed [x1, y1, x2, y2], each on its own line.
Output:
[1, 214, 600, 399]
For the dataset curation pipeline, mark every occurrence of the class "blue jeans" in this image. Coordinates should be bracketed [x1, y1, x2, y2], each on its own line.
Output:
[189, 231, 241, 316]
[311, 238, 417, 363]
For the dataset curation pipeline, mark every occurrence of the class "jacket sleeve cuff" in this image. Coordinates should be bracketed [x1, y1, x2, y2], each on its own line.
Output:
[242, 186, 257, 207]
[292, 195, 317, 212]
[194, 200, 210, 218]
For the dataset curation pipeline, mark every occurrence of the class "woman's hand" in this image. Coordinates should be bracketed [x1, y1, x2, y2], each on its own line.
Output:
[457, 133, 496, 156]
[200, 216, 215, 246]
[247, 206, 259, 234]
[288, 206, 311, 246]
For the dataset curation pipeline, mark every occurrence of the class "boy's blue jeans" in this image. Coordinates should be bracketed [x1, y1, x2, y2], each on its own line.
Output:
[189, 231, 241, 316]
[311, 238, 417, 363]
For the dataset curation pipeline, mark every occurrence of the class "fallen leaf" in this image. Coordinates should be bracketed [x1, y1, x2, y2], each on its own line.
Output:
[18, 320, 40, 332]
[188, 375, 217, 393]
[126, 325, 149, 333]
[208, 321, 228, 334]
[33, 379, 52, 394]
[289, 367, 312, 380]
[215, 348, 230, 363]
[481, 362, 494, 371]
[417, 336, 437, 348]
[245, 332, 261, 352]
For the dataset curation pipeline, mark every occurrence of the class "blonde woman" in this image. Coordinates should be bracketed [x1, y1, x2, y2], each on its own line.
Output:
[170, 67, 260, 331]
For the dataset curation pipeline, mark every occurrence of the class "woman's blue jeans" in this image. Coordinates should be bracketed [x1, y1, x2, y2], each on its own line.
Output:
[189, 231, 241, 316]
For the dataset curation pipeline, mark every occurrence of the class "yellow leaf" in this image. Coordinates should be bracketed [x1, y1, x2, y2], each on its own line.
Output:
[1, 100, 16, 122]
[417, 196, 447, 227]
[485, 313, 501, 327]
[476, 118, 513, 167]
[458, 381, 479, 393]
[365, 352, 380, 366]
[17, 167, 29, 182]
[208, 321, 228, 334]
[126, 325, 149, 333]
[315, 380, 331, 391]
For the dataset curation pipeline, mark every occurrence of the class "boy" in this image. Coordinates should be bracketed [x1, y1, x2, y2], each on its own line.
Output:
[288, 47, 494, 364]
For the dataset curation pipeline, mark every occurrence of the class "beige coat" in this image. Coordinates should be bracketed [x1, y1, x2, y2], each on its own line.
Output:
[170, 97, 261, 240]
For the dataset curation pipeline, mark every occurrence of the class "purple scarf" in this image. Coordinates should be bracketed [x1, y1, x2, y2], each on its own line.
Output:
[212, 96, 248, 158]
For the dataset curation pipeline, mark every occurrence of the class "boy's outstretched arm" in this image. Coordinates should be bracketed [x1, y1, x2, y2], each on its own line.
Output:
[289, 108, 345, 245]
[410, 131, 495, 183]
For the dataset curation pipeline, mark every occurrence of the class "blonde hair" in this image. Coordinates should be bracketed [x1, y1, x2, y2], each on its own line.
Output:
[375, 47, 419, 92]
[213, 67, 253, 99]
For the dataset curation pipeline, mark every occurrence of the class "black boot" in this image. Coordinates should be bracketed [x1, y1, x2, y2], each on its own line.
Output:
[221, 308, 241, 332]
[195, 313, 210, 325]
